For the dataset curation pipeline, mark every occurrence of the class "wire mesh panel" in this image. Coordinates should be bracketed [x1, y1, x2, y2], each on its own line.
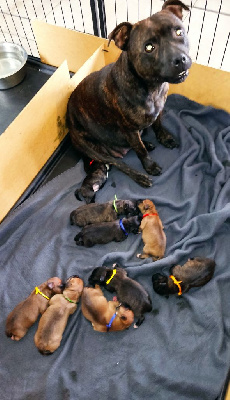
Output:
[0, 0, 229, 71]
[0, 0, 94, 58]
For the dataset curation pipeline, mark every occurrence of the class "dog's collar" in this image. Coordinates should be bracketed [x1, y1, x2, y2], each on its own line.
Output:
[106, 312, 117, 331]
[106, 269, 117, 285]
[62, 294, 78, 304]
[119, 219, 128, 236]
[35, 287, 50, 300]
[113, 194, 118, 213]
[169, 275, 183, 296]
[142, 213, 158, 218]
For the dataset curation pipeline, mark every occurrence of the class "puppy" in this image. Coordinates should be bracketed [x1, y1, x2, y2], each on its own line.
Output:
[66, 1, 191, 190]
[34, 275, 84, 354]
[5, 277, 63, 341]
[70, 198, 140, 226]
[137, 199, 166, 260]
[81, 285, 134, 332]
[74, 215, 141, 247]
[88, 265, 152, 327]
[152, 257, 216, 296]
[75, 159, 110, 204]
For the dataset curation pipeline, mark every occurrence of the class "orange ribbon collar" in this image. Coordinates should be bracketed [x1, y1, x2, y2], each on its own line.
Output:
[169, 275, 183, 296]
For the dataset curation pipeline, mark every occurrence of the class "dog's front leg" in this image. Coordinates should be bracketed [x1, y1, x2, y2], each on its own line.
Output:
[126, 131, 161, 176]
[153, 113, 178, 149]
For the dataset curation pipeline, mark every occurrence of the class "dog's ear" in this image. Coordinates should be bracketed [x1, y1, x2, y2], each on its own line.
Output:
[162, 0, 189, 20]
[108, 22, 133, 50]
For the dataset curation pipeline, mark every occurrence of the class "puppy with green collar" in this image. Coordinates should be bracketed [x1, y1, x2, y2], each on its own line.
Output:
[34, 276, 83, 355]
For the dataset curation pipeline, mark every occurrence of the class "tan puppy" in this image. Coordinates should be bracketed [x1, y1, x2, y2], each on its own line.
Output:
[5, 277, 63, 341]
[34, 275, 84, 354]
[137, 199, 166, 261]
[81, 285, 134, 332]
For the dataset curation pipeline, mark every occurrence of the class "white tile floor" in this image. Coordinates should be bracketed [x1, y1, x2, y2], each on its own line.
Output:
[0, 0, 229, 72]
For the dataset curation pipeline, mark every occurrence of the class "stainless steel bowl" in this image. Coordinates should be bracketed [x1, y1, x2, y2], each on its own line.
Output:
[0, 42, 28, 90]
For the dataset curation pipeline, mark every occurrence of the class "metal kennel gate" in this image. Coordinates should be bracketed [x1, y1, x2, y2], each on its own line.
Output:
[0, 0, 229, 72]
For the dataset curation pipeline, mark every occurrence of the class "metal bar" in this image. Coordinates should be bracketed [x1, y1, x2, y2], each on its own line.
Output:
[195, 0, 208, 62]
[220, 31, 229, 69]
[207, 0, 222, 65]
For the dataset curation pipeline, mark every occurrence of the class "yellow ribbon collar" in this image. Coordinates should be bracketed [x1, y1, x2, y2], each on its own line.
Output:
[106, 269, 117, 285]
[35, 286, 50, 300]
[169, 275, 183, 296]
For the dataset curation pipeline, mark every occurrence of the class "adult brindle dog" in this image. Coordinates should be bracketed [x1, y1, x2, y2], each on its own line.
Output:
[66, 0, 191, 188]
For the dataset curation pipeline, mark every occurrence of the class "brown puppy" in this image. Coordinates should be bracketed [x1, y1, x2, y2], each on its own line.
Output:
[81, 285, 134, 332]
[5, 277, 63, 341]
[137, 199, 166, 260]
[152, 257, 216, 296]
[74, 215, 141, 247]
[70, 198, 140, 226]
[34, 275, 84, 355]
[88, 265, 152, 328]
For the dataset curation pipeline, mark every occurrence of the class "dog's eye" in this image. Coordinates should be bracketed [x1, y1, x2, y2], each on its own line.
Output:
[120, 315, 127, 321]
[145, 43, 155, 53]
[175, 28, 183, 37]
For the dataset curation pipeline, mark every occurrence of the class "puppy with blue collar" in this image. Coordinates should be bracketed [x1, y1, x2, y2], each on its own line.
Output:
[74, 214, 141, 247]
[81, 285, 134, 332]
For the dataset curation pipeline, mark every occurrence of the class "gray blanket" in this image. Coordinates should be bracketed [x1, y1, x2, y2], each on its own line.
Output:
[0, 94, 230, 400]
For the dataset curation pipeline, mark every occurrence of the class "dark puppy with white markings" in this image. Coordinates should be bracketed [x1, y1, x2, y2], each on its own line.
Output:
[152, 257, 216, 296]
[70, 198, 140, 227]
[75, 159, 110, 204]
[88, 265, 152, 327]
[74, 215, 141, 247]
[66, 1, 191, 189]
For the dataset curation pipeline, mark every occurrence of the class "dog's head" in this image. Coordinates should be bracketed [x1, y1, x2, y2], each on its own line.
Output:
[116, 305, 134, 329]
[116, 199, 140, 216]
[137, 199, 156, 214]
[108, 0, 191, 84]
[64, 275, 84, 297]
[152, 273, 169, 295]
[47, 277, 64, 294]
[88, 267, 109, 286]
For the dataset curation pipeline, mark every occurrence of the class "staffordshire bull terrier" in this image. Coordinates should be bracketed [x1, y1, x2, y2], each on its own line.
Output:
[74, 215, 142, 247]
[66, 0, 191, 189]
[5, 277, 63, 341]
[81, 285, 134, 332]
[70, 198, 140, 226]
[152, 257, 216, 296]
[137, 199, 166, 260]
[88, 265, 152, 327]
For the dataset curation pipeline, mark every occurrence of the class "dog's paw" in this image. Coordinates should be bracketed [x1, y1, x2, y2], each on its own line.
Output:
[135, 174, 153, 187]
[133, 323, 139, 329]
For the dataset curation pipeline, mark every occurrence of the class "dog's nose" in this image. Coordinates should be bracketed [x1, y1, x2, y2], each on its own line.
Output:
[172, 54, 187, 68]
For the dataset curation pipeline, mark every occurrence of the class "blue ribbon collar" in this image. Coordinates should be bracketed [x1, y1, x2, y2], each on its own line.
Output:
[106, 312, 117, 331]
[119, 219, 128, 236]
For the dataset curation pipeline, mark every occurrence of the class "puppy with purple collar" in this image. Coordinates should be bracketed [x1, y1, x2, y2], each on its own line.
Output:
[74, 215, 141, 247]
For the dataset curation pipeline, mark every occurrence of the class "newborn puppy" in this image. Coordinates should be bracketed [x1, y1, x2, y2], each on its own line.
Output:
[74, 215, 141, 247]
[137, 199, 166, 260]
[5, 277, 63, 341]
[152, 257, 216, 296]
[34, 275, 84, 354]
[70, 198, 140, 226]
[75, 159, 110, 204]
[81, 285, 134, 332]
[88, 265, 152, 327]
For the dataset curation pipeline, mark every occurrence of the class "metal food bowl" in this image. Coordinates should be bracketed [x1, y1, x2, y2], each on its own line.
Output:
[0, 42, 28, 90]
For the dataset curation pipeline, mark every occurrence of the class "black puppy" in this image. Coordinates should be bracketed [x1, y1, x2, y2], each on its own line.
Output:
[66, 0, 191, 189]
[74, 215, 141, 247]
[88, 265, 152, 327]
[70, 198, 140, 226]
[152, 257, 216, 296]
[75, 159, 110, 204]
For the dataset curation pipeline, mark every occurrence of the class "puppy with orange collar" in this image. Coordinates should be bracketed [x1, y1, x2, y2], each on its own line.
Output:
[137, 199, 166, 261]
[34, 275, 84, 354]
[5, 277, 63, 341]
[81, 285, 134, 332]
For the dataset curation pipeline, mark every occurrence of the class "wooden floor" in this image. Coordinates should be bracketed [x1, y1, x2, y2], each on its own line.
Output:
[225, 383, 230, 399]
